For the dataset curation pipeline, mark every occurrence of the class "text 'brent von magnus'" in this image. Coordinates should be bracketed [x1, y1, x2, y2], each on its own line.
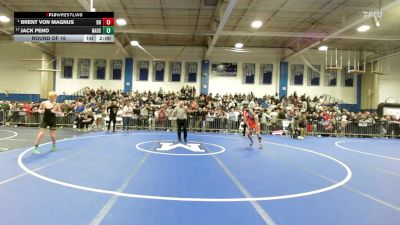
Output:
[19, 20, 75, 25]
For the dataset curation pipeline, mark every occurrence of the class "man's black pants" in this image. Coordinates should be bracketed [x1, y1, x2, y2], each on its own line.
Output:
[177, 119, 188, 141]
[108, 116, 116, 132]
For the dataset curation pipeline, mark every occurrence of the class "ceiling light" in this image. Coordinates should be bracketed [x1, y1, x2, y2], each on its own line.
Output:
[251, 20, 262, 28]
[357, 25, 370, 32]
[28, 68, 61, 72]
[318, 45, 328, 51]
[225, 48, 251, 53]
[116, 18, 127, 26]
[0, 15, 10, 23]
[130, 40, 139, 46]
[19, 59, 46, 61]
[234, 43, 244, 48]
[230, 49, 250, 53]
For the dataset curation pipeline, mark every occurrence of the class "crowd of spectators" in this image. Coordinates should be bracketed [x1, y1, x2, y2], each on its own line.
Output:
[1, 86, 399, 137]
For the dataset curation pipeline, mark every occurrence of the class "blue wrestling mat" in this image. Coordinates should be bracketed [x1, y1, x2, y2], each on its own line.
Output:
[0, 131, 399, 225]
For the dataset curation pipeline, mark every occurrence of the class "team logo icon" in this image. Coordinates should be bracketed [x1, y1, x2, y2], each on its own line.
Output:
[156, 142, 205, 153]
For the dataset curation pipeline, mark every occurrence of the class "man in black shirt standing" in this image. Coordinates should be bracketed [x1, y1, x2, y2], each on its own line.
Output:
[107, 100, 119, 132]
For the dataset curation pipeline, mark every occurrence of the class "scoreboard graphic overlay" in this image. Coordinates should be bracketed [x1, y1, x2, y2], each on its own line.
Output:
[14, 12, 114, 43]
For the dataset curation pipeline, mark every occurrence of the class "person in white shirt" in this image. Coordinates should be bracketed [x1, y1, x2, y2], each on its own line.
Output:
[228, 107, 240, 130]
[173, 100, 189, 143]
[122, 102, 133, 131]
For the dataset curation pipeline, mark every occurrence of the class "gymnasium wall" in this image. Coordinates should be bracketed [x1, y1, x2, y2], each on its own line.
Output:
[131, 47, 358, 104]
[54, 43, 126, 94]
[361, 63, 379, 110]
[287, 50, 358, 104]
[5, 42, 400, 106]
[0, 42, 42, 94]
[378, 54, 400, 104]
[207, 48, 280, 97]
[131, 46, 203, 93]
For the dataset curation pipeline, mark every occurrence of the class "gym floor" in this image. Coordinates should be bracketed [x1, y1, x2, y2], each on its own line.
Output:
[0, 128, 399, 225]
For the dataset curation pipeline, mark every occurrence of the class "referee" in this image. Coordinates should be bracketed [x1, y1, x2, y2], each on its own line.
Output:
[107, 100, 119, 133]
[173, 100, 188, 143]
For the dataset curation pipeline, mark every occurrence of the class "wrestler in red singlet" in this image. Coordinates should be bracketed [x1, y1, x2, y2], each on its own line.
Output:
[243, 109, 262, 149]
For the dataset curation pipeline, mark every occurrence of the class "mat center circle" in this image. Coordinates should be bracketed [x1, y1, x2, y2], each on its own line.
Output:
[136, 140, 226, 156]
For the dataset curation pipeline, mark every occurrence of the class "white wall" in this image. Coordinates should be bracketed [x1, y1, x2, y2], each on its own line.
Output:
[0, 41, 43, 94]
[287, 50, 358, 104]
[1, 42, 379, 105]
[132, 46, 280, 97]
[131, 46, 203, 93]
[55, 43, 126, 94]
[207, 47, 280, 97]
[378, 54, 400, 103]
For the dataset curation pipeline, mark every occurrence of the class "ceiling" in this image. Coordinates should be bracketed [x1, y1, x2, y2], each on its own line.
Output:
[1, 0, 400, 59]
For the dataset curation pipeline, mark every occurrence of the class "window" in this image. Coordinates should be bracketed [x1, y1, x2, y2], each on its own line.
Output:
[61, 58, 73, 79]
[343, 66, 354, 87]
[242, 63, 255, 84]
[78, 58, 90, 79]
[325, 70, 337, 86]
[185, 62, 197, 82]
[154, 61, 165, 81]
[94, 59, 106, 80]
[137, 61, 149, 81]
[260, 64, 273, 84]
[291, 64, 304, 85]
[110, 60, 122, 80]
[170, 61, 181, 82]
[307, 65, 320, 86]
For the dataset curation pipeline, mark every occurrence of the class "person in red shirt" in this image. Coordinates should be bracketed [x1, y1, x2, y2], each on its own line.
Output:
[22, 102, 32, 114]
[243, 109, 262, 149]
[322, 112, 333, 130]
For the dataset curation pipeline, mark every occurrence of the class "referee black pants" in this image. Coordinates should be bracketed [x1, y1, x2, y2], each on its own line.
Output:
[177, 119, 187, 141]
[108, 116, 116, 132]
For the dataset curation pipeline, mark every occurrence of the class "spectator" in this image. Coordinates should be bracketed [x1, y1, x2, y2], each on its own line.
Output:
[122, 102, 133, 131]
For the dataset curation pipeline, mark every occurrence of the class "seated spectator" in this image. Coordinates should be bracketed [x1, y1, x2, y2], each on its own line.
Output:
[75, 113, 85, 130]
[298, 115, 307, 138]
[83, 112, 95, 130]
[75, 101, 85, 113]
